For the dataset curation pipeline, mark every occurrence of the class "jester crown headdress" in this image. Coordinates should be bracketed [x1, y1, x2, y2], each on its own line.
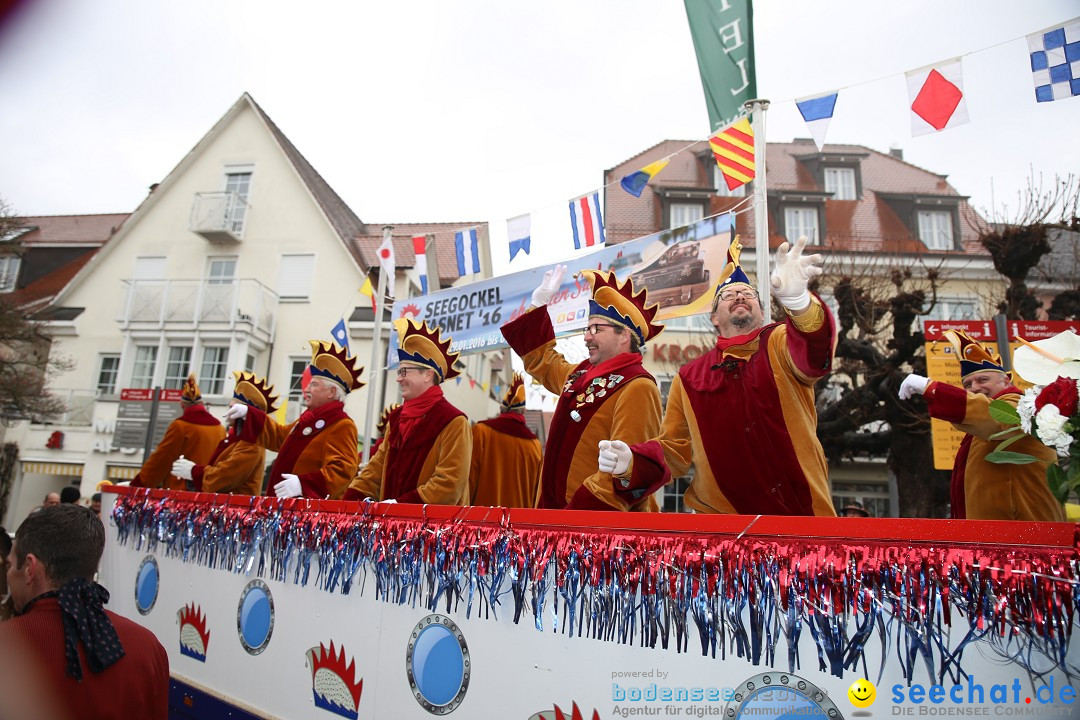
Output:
[181, 374, 202, 403]
[393, 318, 461, 381]
[714, 236, 754, 296]
[579, 269, 664, 346]
[943, 330, 1007, 380]
[232, 371, 279, 413]
[308, 340, 366, 393]
[500, 373, 527, 414]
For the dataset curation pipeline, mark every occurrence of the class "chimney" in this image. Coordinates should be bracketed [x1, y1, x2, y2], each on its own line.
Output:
[148, 183, 160, 194]
[888, 146, 904, 161]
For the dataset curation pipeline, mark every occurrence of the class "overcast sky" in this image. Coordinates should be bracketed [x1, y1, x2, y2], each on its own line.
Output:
[1, 0, 1077, 273]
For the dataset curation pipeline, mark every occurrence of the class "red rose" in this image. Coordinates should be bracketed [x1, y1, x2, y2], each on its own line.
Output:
[1035, 376, 1080, 417]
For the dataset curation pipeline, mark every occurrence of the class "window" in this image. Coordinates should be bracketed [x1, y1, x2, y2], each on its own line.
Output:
[246, 353, 256, 372]
[163, 347, 192, 389]
[712, 164, 746, 197]
[133, 256, 166, 280]
[277, 254, 315, 300]
[199, 347, 229, 395]
[96, 354, 120, 395]
[918, 210, 954, 250]
[288, 359, 307, 402]
[926, 297, 977, 321]
[824, 168, 856, 200]
[785, 207, 819, 244]
[669, 203, 704, 229]
[130, 346, 158, 388]
[207, 257, 237, 285]
[224, 168, 252, 233]
[0, 255, 21, 292]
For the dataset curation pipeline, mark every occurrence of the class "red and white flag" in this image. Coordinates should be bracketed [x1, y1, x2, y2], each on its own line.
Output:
[377, 233, 395, 279]
[906, 57, 970, 136]
[412, 235, 429, 294]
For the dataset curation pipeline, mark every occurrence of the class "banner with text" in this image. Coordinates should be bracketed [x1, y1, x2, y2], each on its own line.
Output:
[391, 213, 735, 358]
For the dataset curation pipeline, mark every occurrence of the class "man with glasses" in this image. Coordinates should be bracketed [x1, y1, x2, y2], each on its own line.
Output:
[346, 319, 471, 505]
[226, 341, 363, 500]
[599, 237, 838, 516]
[501, 267, 665, 510]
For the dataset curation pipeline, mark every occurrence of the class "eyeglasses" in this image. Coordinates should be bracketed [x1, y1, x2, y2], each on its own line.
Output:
[717, 288, 758, 302]
[396, 366, 430, 378]
[583, 323, 616, 336]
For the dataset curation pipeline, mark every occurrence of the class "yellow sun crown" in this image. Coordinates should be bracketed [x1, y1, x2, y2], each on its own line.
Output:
[580, 269, 664, 344]
[309, 340, 366, 392]
[393, 318, 461, 380]
[232, 371, 279, 413]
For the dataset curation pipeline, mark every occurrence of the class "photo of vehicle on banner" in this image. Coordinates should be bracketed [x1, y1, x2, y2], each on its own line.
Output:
[388, 212, 735, 360]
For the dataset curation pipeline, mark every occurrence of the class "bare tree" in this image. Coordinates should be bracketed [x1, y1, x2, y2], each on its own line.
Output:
[0, 198, 73, 424]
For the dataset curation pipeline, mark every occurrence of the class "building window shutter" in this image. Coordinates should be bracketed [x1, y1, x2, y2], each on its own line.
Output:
[133, 256, 166, 280]
[277, 254, 315, 299]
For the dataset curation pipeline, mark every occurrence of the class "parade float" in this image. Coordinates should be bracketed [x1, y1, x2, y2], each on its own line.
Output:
[99, 487, 1080, 719]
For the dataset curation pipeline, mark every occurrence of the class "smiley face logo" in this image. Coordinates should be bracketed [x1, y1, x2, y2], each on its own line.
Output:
[848, 678, 876, 708]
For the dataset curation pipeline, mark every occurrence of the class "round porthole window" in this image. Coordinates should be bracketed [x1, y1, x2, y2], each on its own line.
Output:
[236, 579, 274, 655]
[406, 614, 470, 714]
[134, 555, 159, 615]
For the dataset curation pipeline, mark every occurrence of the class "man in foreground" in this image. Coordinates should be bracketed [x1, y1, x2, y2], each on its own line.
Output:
[599, 237, 838, 516]
[0, 505, 169, 719]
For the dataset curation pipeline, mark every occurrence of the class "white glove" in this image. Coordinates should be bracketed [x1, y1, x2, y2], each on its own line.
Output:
[770, 236, 822, 311]
[598, 440, 632, 476]
[224, 403, 248, 424]
[171, 456, 195, 481]
[273, 474, 302, 498]
[531, 264, 567, 308]
[381, 499, 398, 504]
[899, 374, 930, 400]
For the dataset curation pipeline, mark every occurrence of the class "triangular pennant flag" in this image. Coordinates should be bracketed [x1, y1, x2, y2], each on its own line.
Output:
[907, 57, 970, 136]
[330, 318, 350, 351]
[619, 158, 670, 198]
[796, 91, 838, 151]
[507, 214, 531, 261]
[709, 117, 755, 191]
[359, 276, 376, 312]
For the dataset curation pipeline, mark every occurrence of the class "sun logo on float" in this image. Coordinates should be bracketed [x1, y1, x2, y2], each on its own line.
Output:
[177, 603, 210, 662]
[306, 641, 363, 719]
[399, 303, 421, 320]
[529, 703, 602, 720]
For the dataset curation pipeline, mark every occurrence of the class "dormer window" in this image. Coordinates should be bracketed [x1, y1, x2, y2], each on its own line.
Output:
[917, 210, 955, 250]
[824, 167, 856, 200]
[0, 255, 21, 292]
[785, 207, 820, 245]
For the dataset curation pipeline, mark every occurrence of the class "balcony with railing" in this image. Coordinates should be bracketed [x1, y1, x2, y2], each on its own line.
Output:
[118, 278, 277, 344]
[189, 191, 249, 243]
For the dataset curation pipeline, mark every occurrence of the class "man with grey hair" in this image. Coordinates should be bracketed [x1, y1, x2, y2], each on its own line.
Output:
[227, 341, 364, 500]
[0, 505, 168, 718]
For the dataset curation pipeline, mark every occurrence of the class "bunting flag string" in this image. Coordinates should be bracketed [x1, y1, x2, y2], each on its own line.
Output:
[494, 17, 1076, 256]
[111, 492, 1080, 684]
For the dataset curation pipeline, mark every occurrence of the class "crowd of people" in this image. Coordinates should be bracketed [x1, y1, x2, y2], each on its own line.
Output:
[105, 234, 1070, 523]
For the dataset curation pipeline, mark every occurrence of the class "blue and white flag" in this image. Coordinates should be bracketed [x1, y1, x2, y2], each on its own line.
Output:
[455, 228, 480, 276]
[569, 191, 605, 250]
[795, 91, 838, 151]
[330, 318, 350, 351]
[507, 214, 531, 262]
[1027, 17, 1080, 103]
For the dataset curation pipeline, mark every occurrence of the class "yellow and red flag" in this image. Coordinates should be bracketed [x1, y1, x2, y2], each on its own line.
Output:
[709, 116, 755, 191]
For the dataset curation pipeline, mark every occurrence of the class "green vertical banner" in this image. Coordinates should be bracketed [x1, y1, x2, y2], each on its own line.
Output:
[683, 0, 756, 131]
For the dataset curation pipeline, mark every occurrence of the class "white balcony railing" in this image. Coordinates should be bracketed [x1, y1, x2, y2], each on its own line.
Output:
[189, 191, 249, 243]
[118, 278, 277, 341]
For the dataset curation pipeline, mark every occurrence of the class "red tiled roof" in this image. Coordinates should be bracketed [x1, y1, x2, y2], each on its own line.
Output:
[9, 251, 98, 313]
[604, 139, 990, 255]
[14, 213, 129, 245]
[354, 222, 487, 287]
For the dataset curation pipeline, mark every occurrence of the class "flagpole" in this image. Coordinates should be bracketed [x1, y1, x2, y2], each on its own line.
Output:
[745, 98, 771, 324]
[361, 226, 392, 465]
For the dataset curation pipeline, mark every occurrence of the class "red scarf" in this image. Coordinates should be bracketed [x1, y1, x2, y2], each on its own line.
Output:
[398, 385, 445, 443]
[180, 403, 221, 426]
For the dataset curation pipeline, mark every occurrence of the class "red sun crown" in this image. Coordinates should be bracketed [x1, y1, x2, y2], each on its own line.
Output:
[232, 371, 279, 413]
[554, 703, 601, 720]
[501, 373, 526, 411]
[178, 602, 210, 652]
[310, 340, 365, 392]
[307, 641, 363, 711]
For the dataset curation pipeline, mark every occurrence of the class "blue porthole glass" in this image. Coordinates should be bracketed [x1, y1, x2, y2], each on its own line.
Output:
[237, 579, 274, 655]
[406, 614, 469, 714]
[134, 556, 159, 615]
